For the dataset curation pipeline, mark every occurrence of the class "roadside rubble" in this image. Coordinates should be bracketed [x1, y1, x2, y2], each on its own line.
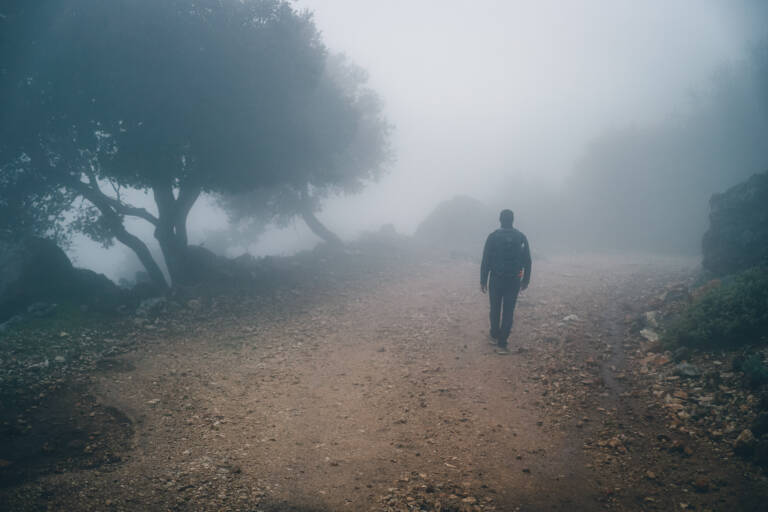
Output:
[626, 282, 768, 473]
[518, 268, 768, 510]
[380, 472, 499, 512]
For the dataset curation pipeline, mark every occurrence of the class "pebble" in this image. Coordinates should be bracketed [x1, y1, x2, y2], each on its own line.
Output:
[733, 429, 756, 456]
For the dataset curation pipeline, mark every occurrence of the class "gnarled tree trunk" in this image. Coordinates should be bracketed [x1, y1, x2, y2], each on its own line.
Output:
[299, 189, 343, 247]
[73, 179, 169, 291]
[74, 173, 202, 290]
[152, 179, 201, 286]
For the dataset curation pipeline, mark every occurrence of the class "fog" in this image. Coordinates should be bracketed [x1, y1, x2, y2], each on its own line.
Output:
[306, 0, 766, 228]
[5, 3, 768, 507]
[68, 0, 768, 279]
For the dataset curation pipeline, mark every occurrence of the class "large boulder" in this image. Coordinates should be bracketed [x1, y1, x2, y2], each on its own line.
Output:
[702, 171, 768, 275]
[178, 245, 255, 289]
[414, 196, 496, 257]
[0, 237, 123, 322]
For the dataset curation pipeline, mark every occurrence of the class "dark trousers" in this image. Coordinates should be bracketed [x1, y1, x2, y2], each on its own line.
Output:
[489, 275, 521, 347]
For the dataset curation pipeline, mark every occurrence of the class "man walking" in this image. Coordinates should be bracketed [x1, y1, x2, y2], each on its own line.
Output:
[481, 209, 531, 354]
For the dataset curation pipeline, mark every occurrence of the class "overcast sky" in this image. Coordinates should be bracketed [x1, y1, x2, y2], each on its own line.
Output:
[296, 0, 766, 234]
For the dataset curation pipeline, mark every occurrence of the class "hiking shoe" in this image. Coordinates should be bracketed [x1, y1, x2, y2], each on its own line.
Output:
[488, 335, 498, 345]
[495, 347, 510, 355]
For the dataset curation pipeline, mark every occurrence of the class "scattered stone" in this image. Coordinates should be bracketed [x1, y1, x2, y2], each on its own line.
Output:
[733, 429, 756, 456]
[607, 437, 627, 453]
[136, 297, 167, 317]
[675, 362, 701, 378]
[708, 430, 724, 441]
[693, 477, 710, 492]
[643, 311, 659, 328]
[641, 353, 671, 367]
[640, 328, 660, 343]
[672, 346, 690, 362]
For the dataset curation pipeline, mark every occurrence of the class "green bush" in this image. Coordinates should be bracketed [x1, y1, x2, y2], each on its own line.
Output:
[663, 267, 768, 349]
[738, 354, 768, 388]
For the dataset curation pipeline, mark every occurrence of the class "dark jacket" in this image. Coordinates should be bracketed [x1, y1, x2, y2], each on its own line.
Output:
[481, 227, 531, 287]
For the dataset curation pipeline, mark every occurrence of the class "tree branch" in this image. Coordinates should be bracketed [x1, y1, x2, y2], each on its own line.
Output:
[67, 178, 168, 289]
[108, 198, 159, 226]
[100, 210, 169, 290]
[71, 179, 159, 226]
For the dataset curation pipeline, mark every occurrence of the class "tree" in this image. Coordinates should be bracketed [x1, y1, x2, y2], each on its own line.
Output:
[0, 0, 387, 288]
[561, 38, 768, 254]
[219, 54, 392, 246]
[0, 159, 75, 244]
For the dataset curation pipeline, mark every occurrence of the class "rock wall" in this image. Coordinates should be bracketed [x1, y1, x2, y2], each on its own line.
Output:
[702, 171, 768, 275]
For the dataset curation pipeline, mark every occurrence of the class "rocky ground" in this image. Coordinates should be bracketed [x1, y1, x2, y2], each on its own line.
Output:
[1, 252, 767, 511]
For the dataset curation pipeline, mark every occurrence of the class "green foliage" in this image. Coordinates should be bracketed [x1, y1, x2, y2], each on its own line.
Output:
[218, 53, 391, 229]
[738, 354, 768, 388]
[0, 163, 75, 244]
[10, 303, 107, 334]
[663, 267, 768, 349]
[0, 0, 389, 285]
[1, 0, 328, 190]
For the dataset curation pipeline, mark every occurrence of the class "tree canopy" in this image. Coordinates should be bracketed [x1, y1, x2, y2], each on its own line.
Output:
[218, 53, 391, 246]
[0, 0, 390, 287]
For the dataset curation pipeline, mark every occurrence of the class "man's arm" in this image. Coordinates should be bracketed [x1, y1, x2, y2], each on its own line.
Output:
[521, 235, 532, 290]
[480, 234, 491, 292]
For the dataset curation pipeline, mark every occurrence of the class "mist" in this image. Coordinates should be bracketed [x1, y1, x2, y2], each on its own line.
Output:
[3, 2, 768, 510]
[60, 0, 768, 279]
[303, 0, 768, 240]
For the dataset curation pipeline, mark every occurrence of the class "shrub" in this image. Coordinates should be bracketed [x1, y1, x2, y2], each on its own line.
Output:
[738, 354, 768, 388]
[663, 267, 768, 349]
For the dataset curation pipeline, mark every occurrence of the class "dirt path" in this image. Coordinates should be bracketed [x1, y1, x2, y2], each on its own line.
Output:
[6, 254, 764, 511]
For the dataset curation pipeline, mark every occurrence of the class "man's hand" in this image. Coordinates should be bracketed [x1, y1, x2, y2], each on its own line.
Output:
[481, 282, 487, 294]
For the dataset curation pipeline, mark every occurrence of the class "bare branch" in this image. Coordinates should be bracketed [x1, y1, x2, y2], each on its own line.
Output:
[71, 179, 159, 226]
[108, 178, 122, 202]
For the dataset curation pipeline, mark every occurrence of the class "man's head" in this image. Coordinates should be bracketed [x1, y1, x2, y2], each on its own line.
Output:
[499, 209, 514, 228]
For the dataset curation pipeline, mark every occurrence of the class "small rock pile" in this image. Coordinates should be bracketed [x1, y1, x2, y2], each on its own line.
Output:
[379, 472, 498, 511]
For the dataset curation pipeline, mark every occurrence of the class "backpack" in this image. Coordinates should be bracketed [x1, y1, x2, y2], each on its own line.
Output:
[492, 229, 525, 277]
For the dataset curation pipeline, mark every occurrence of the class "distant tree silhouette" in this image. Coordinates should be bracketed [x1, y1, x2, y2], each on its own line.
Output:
[562, 38, 768, 253]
